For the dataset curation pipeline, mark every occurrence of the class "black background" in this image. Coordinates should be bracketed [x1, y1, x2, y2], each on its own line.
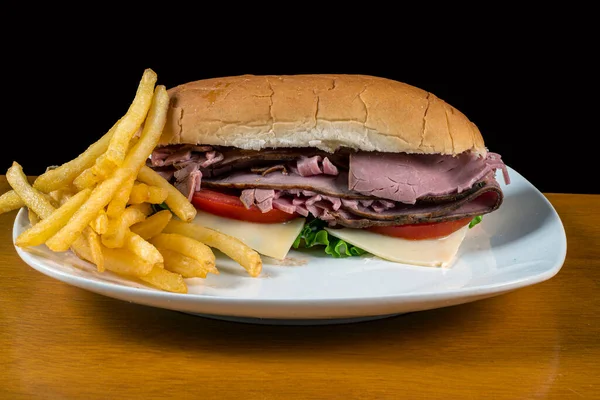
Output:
[2, 9, 594, 195]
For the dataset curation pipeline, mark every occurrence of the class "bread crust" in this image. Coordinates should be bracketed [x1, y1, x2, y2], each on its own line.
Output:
[159, 74, 487, 156]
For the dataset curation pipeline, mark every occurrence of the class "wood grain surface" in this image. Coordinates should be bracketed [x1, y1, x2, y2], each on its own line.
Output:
[0, 177, 598, 400]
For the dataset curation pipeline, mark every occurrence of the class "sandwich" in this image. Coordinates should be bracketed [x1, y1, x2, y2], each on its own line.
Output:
[148, 74, 510, 267]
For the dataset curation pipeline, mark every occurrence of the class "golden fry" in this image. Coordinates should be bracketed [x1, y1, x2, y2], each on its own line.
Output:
[103, 68, 158, 166]
[137, 165, 197, 222]
[90, 209, 109, 235]
[159, 248, 209, 278]
[149, 233, 217, 274]
[130, 209, 172, 240]
[124, 231, 163, 265]
[84, 226, 104, 272]
[138, 265, 187, 294]
[0, 190, 25, 214]
[106, 176, 135, 218]
[6, 162, 56, 219]
[164, 219, 262, 277]
[128, 182, 150, 204]
[15, 188, 92, 248]
[72, 167, 102, 191]
[145, 185, 168, 204]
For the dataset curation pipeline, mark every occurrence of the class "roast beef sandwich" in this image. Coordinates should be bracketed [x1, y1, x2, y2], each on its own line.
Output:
[148, 74, 510, 266]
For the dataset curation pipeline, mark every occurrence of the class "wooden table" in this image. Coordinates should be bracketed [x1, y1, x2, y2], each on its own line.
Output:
[1, 177, 598, 399]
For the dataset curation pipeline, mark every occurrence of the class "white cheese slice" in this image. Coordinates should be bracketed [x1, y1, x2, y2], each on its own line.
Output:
[193, 211, 306, 260]
[325, 225, 470, 267]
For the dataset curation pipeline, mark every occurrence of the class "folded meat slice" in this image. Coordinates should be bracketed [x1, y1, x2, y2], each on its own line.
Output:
[349, 151, 509, 204]
[331, 175, 504, 228]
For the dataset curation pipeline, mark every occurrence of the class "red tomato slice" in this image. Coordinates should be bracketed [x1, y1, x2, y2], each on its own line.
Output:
[191, 189, 299, 224]
[366, 217, 473, 240]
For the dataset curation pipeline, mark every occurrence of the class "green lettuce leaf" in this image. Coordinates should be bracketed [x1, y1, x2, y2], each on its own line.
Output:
[469, 215, 483, 228]
[293, 219, 368, 258]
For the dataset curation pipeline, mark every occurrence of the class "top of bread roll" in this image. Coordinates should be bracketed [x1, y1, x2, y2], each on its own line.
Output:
[158, 74, 487, 157]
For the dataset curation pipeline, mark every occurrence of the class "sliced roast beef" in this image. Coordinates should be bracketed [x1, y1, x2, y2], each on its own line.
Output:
[151, 144, 215, 167]
[174, 165, 202, 201]
[149, 144, 509, 228]
[209, 147, 349, 170]
[296, 155, 340, 177]
[349, 151, 509, 204]
[328, 188, 502, 229]
[203, 170, 373, 199]
[335, 175, 503, 227]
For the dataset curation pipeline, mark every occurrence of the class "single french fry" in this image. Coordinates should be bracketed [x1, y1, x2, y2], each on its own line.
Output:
[6, 162, 56, 219]
[90, 209, 109, 235]
[128, 182, 150, 204]
[128, 202, 153, 216]
[33, 120, 117, 193]
[145, 185, 168, 204]
[163, 219, 262, 277]
[91, 153, 119, 179]
[130, 209, 172, 240]
[15, 188, 92, 248]
[101, 206, 147, 248]
[71, 236, 154, 277]
[159, 248, 209, 278]
[84, 226, 104, 272]
[137, 165, 197, 222]
[72, 167, 102, 191]
[45, 85, 169, 252]
[149, 233, 217, 274]
[124, 231, 163, 265]
[102, 68, 158, 166]
[138, 265, 187, 294]
[106, 176, 135, 218]
[0, 190, 25, 214]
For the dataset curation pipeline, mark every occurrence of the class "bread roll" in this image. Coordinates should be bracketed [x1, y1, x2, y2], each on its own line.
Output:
[159, 74, 487, 157]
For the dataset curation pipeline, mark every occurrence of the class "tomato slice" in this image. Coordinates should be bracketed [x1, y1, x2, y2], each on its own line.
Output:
[366, 217, 473, 240]
[191, 189, 299, 224]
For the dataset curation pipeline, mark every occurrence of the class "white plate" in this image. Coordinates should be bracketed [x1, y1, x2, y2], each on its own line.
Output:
[13, 166, 566, 325]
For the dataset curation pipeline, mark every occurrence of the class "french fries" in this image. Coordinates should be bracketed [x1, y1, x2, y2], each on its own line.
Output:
[137, 166, 197, 222]
[159, 248, 209, 279]
[149, 233, 217, 275]
[1, 68, 264, 293]
[46, 85, 170, 252]
[128, 182, 168, 204]
[163, 219, 263, 277]
[101, 206, 148, 248]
